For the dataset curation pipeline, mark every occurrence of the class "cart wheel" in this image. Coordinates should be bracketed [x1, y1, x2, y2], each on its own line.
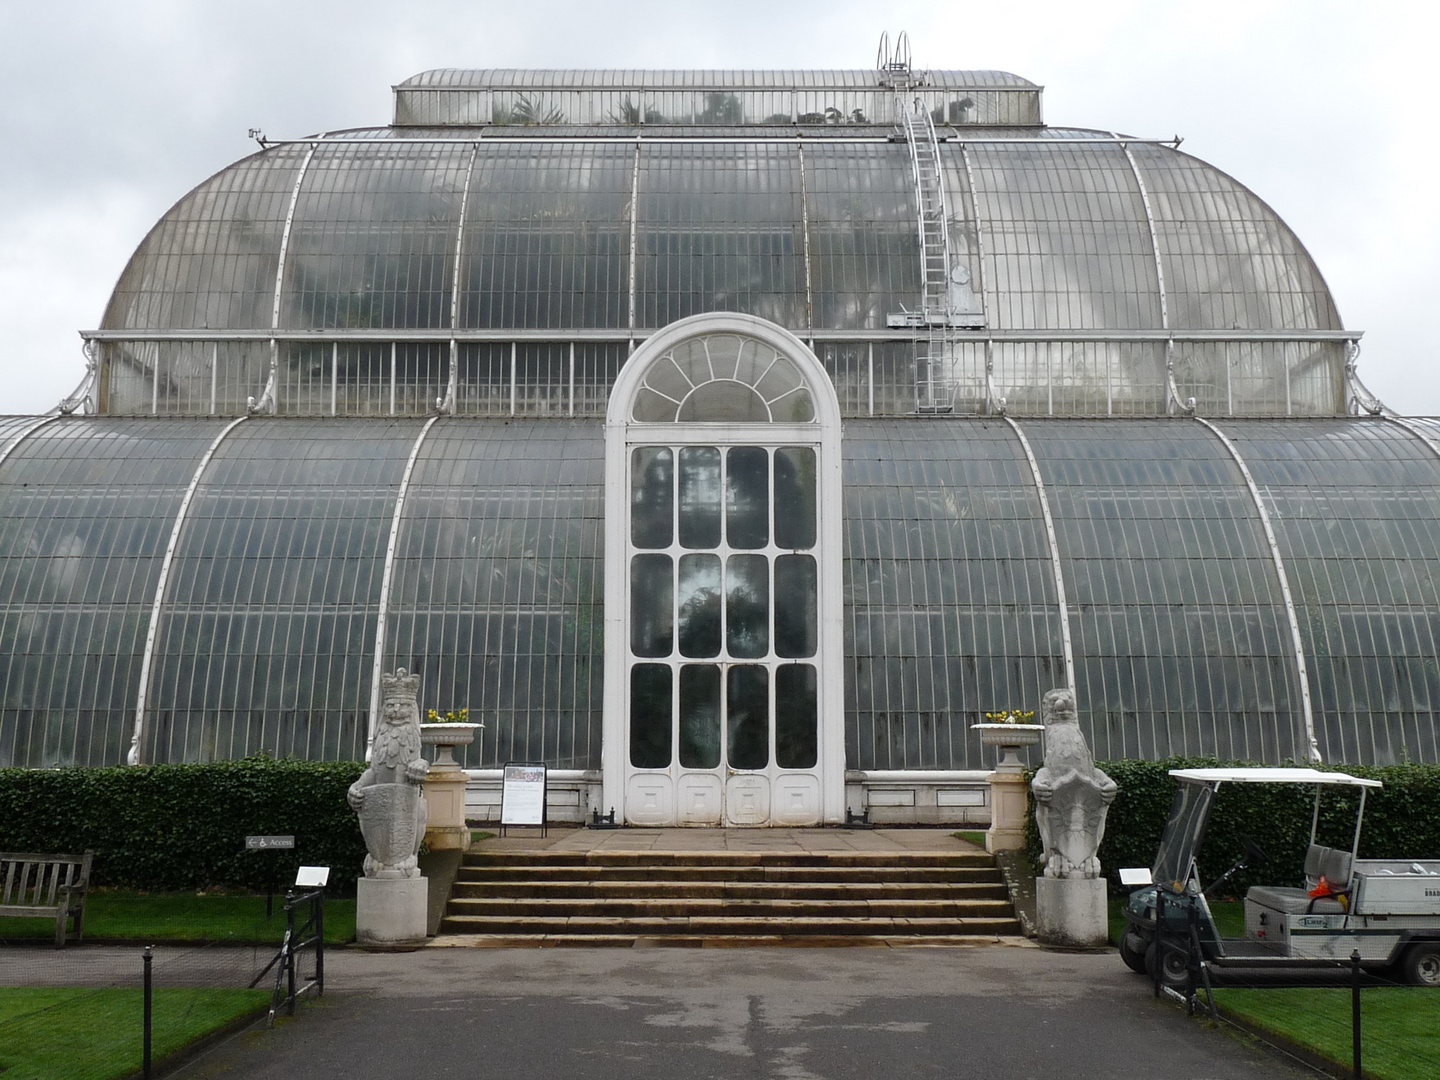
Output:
[1145, 938, 1190, 988]
[1120, 929, 1151, 974]
[1403, 942, 1440, 987]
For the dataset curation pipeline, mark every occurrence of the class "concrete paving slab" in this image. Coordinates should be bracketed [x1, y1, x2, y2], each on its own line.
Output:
[482, 827, 983, 857]
[169, 945, 1311, 1080]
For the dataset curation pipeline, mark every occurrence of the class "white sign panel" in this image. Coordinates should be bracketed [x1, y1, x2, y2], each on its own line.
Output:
[501, 763, 547, 826]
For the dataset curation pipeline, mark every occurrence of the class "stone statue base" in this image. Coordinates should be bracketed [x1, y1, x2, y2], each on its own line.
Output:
[1035, 875, 1107, 949]
[356, 876, 428, 950]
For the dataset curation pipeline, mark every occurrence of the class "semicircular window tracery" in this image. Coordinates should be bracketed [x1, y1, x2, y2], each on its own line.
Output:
[630, 333, 816, 423]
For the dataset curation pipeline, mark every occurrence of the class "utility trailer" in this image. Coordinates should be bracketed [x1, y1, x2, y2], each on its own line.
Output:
[1119, 768, 1440, 986]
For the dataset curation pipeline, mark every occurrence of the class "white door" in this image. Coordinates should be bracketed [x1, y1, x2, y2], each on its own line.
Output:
[603, 315, 843, 826]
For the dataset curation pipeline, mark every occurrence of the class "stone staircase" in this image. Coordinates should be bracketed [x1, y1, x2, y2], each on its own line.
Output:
[438, 849, 1021, 945]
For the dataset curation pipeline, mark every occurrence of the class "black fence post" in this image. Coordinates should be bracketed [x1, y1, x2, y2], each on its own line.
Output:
[1351, 948, 1362, 1080]
[285, 889, 297, 1016]
[142, 945, 153, 1080]
[314, 890, 325, 996]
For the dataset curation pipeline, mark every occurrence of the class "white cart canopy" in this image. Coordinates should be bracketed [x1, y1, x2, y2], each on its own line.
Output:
[1169, 767, 1381, 788]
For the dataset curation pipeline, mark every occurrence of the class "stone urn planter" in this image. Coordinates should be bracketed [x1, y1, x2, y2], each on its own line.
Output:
[419, 722, 481, 768]
[971, 722, 1045, 772]
[418, 722, 482, 853]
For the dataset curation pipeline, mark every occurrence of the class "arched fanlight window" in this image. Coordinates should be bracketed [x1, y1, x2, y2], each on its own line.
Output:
[630, 334, 816, 424]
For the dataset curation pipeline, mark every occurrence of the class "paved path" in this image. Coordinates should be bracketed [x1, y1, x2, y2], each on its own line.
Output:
[174, 945, 1311, 1080]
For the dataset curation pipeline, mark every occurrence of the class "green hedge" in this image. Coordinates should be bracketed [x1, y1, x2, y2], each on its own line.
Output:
[1027, 758, 1440, 896]
[0, 757, 366, 893]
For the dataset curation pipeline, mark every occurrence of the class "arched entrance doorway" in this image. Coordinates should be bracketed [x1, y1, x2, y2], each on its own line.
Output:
[601, 314, 843, 825]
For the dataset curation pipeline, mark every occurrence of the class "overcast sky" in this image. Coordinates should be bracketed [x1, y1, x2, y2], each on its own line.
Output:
[1, 0, 1434, 415]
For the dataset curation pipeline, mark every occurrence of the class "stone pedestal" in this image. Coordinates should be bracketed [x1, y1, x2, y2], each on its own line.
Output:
[356, 876, 428, 950]
[1035, 875, 1108, 949]
[423, 766, 471, 851]
[986, 769, 1030, 853]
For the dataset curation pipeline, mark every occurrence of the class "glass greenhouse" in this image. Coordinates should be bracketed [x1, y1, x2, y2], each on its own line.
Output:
[0, 63, 1429, 825]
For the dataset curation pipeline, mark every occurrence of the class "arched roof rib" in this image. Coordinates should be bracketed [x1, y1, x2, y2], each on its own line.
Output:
[2, 415, 1436, 770]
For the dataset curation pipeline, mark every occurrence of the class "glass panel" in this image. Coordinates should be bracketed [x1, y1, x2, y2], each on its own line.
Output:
[386, 420, 604, 770]
[631, 447, 673, 548]
[776, 664, 818, 769]
[774, 554, 817, 658]
[677, 553, 721, 658]
[726, 664, 769, 769]
[629, 554, 673, 657]
[726, 446, 768, 549]
[629, 663, 672, 768]
[774, 447, 816, 549]
[678, 446, 721, 548]
[726, 554, 769, 659]
[677, 381, 769, 422]
[679, 664, 721, 768]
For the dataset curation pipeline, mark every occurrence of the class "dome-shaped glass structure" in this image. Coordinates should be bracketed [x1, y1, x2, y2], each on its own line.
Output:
[1, 64, 1422, 827]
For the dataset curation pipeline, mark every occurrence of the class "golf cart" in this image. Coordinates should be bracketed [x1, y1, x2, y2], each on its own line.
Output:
[1119, 767, 1440, 987]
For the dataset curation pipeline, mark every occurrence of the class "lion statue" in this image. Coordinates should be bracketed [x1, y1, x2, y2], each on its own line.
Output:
[1030, 688, 1116, 879]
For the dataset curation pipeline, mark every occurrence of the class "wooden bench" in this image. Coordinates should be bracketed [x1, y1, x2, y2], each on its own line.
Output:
[1, 851, 93, 947]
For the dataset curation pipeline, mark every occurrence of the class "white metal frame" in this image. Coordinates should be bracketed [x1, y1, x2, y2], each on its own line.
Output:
[1192, 415, 1321, 763]
[366, 415, 442, 755]
[128, 416, 249, 765]
[1002, 415, 1075, 693]
[602, 312, 844, 824]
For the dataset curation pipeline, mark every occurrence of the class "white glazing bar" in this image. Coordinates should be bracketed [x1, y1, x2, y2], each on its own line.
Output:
[210, 342, 218, 416]
[867, 342, 874, 416]
[627, 137, 642, 339]
[568, 341, 576, 416]
[367, 415, 441, 755]
[956, 144, 990, 323]
[797, 139, 814, 334]
[152, 353, 159, 415]
[128, 415, 249, 765]
[510, 341, 517, 415]
[272, 143, 319, 331]
[389, 342, 397, 416]
[1002, 416, 1075, 692]
[0, 415, 63, 474]
[444, 143, 481, 415]
[1193, 415, 1320, 763]
[330, 341, 338, 416]
[1114, 135, 1169, 331]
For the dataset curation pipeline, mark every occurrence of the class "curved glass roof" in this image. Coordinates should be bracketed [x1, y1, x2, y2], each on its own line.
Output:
[101, 133, 1338, 338]
[88, 66, 1351, 419]
[3, 414, 1436, 770]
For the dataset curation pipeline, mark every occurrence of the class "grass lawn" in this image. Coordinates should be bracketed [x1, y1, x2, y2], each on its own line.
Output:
[0, 985, 269, 1080]
[1107, 896, 1244, 944]
[1212, 986, 1440, 1080]
[951, 830, 987, 846]
[0, 891, 355, 944]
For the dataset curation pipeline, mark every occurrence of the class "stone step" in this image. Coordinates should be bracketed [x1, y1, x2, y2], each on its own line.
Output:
[428, 933, 1021, 949]
[456, 865, 1002, 884]
[438, 914, 1023, 937]
[451, 880, 1009, 901]
[447, 897, 1015, 919]
[461, 851, 993, 868]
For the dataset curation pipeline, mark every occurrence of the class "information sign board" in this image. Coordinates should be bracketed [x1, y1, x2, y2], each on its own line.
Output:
[245, 835, 295, 850]
[500, 762, 547, 836]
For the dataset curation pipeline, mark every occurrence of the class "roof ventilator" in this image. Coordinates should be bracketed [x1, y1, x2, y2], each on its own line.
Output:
[879, 33, 983, 414]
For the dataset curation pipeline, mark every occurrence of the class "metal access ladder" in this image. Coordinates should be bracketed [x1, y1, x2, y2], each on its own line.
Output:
[878, 32, 968, 413]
